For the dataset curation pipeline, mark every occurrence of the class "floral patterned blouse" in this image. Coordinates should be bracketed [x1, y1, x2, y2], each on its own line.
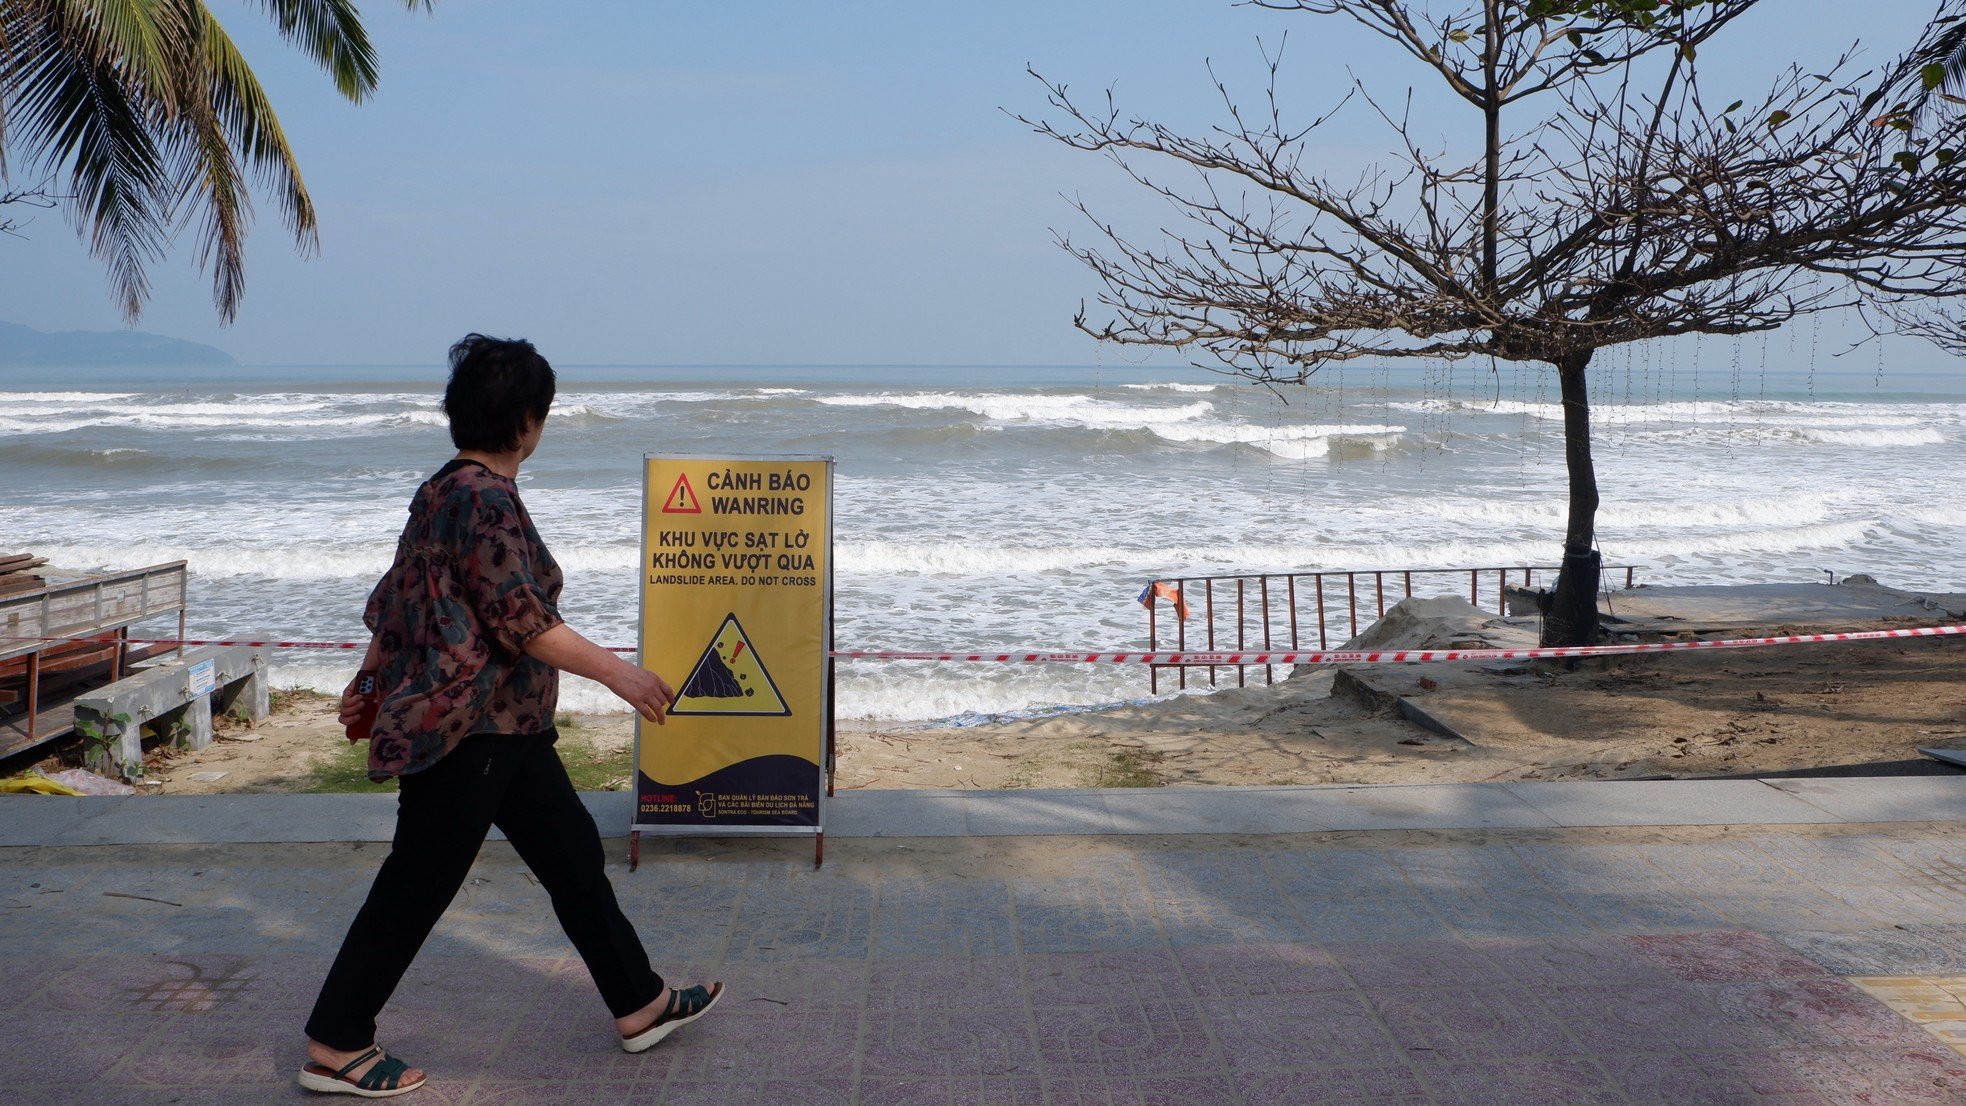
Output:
[362, 459, 564, 780]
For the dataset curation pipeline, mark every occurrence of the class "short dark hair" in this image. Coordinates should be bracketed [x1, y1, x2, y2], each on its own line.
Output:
[442, 334, 556, 452]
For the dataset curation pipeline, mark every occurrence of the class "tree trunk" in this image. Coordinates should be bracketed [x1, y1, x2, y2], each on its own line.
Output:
[1542, 350, 1602, 647]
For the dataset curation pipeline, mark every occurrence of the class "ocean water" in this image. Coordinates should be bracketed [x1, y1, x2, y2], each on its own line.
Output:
[2, 357, 1962, 721]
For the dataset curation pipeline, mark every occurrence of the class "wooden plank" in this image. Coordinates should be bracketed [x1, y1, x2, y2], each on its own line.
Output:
[0, 702, 76, 760]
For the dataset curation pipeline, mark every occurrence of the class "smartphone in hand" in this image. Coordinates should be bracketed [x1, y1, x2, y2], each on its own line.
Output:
[345, 670, 380, 744]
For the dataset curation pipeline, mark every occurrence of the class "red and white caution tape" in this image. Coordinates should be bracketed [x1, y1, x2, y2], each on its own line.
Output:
[0, 634, 639, 654]
[5, 623, 1965, 663]
[832, 622, 1966, 664]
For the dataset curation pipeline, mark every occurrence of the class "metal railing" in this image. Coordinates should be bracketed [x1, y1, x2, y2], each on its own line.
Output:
[1143, 563, 1638, 693]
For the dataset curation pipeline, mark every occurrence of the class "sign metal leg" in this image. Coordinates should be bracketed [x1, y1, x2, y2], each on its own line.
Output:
[629, 830, 641, 872]
[815, 831, 824, 870]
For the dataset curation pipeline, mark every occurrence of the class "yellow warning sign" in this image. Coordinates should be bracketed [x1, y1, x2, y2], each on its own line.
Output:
[671, 613, 789, 716]
[660, 473, 702, 514]
[635, 455, 831, 832]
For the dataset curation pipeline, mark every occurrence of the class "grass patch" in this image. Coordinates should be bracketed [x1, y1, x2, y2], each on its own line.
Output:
[1090, 748, 1166, 788]
[299, 724, 632, 794]
[302, 740, 393, 793]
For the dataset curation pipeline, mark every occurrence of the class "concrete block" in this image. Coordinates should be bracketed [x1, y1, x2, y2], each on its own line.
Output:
[579, 791, 635, 838]
[1101, 787, 1328, 834]
[1305, 783, 1560, 830]
[58, 794, 400, 845]
[1503, 779, 1845, 828]
[828, 791, 968, 837]
[75, 644, 262, 779]
[964, 790, 1114, 836]
[0, 795, 96, 846]
[1762, 776, 1966, 823]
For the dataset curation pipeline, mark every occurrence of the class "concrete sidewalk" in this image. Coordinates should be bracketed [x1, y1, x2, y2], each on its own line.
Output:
[7, 781, 1966, 1104]
[9, 774, 1966, 847]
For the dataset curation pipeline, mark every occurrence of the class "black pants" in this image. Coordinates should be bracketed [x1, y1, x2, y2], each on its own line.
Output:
[306, 733, 663, 1050]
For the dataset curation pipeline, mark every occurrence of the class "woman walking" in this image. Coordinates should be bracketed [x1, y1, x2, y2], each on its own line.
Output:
[299, 335, 722, 1098]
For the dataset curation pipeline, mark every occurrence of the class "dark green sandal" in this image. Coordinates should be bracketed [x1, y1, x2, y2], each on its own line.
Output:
[297, 1045, 426, 1098]
[621, 982, 725, 1053]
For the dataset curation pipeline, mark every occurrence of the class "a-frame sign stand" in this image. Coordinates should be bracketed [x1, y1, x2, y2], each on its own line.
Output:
[627, 455, 834, 872]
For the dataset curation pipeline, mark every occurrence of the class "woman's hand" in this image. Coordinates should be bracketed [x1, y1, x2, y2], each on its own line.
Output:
[336, 674, 368, 728]
[608, 661, 678, 725]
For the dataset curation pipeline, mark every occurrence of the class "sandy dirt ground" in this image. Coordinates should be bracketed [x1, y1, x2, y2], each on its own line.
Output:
[58, 628, 1966, 794]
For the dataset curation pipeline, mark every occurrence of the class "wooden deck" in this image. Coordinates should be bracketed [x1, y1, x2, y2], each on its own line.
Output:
[0, 561, 187, 762]
[0, 703, 75, 761]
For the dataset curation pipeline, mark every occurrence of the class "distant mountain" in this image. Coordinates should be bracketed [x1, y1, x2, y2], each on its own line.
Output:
[0, 320, 235, 366]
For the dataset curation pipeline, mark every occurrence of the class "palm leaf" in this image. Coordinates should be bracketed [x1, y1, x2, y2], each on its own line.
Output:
[3, 0, 438, 321]
[4, 0, 176, 318]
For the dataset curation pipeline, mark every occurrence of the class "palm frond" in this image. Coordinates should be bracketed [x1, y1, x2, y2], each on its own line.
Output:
[4, 1, 172, 318]
[244, 0, 378, 100]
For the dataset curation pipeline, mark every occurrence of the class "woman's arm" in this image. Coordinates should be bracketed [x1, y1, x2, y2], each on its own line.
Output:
[525, 623, 677, 725]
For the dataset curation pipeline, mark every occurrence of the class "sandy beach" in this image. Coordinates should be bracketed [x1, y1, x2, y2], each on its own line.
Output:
[91, 618, 1966, 797]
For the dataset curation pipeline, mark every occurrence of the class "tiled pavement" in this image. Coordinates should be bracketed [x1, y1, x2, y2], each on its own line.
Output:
[11, 817, 1966, 1102]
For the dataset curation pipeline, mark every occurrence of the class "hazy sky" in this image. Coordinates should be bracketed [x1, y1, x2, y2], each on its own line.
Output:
[0, 1, 1951, 368]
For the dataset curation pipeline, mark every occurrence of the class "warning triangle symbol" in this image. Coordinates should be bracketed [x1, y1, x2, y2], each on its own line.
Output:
[661, 473, 702, 514]
[669, 613, 790, 716]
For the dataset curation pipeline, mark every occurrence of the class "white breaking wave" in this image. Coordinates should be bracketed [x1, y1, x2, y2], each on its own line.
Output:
[1119, 382, 1219, 393]
[4, 391, 140, 403]
[1796, 427, 1946, 447]
[816, 391, 1214, 430]
[1153, 420, 1405, 456]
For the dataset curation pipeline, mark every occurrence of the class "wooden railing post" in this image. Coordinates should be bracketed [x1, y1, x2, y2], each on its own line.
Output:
[1236, 579, 1247, 689]
[1260, 576, 1273, 685]
[1315, 575, 1328, 649]
[1176, 581, 1188, 690]
[1205, 579, 1218, 688]
[1287, 576, 1299, 656]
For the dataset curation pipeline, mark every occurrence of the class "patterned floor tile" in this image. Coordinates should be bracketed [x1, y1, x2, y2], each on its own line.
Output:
[1413, 1058, 1624, 1104]
[874, 878, 1017, 959]
[1174, 942, 1351, 997]
[860, 1007, 1039, 1078]
[1851, 975, 1966, 1057]
[1014, 865, 1162, 954]
[1536, 983, 1734, 1054]
[1025, 949, 1189, 1007]
[867, 956, 1024, 1010]
[855, 1077, 1048, 1105]
[1234, 1067, 1428, 1105]
[1203, 993, 1404, 1071]
[1778, 929, 1966, 976]
[1709, 977, 1932, 1050]
[1372, 986, 1578, 1063]
[1046, 1075, 1245, 1105]
[1324, 938, 1512, 990]
[1625, 931, 1835, 983]
[1032, 1002, 1224, 1078]
[664, 1008, 860, 1081]
[652, 1077, 855, 1105]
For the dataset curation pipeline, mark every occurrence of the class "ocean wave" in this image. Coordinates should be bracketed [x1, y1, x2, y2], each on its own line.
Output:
[1154, 420, 1406, 455]
[1119, 382, 1219, 393]
[0, 409, 449, 434]
[3, 391, 140, 403]
[1394, 395, 1963, 431]
[815, 391, 1215, 430]
[1796, 427, 1945, 447]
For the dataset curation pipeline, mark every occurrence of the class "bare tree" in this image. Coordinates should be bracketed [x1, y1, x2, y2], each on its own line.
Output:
[1024, 0, 1966, 645]
[0, 180, 57, 237]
